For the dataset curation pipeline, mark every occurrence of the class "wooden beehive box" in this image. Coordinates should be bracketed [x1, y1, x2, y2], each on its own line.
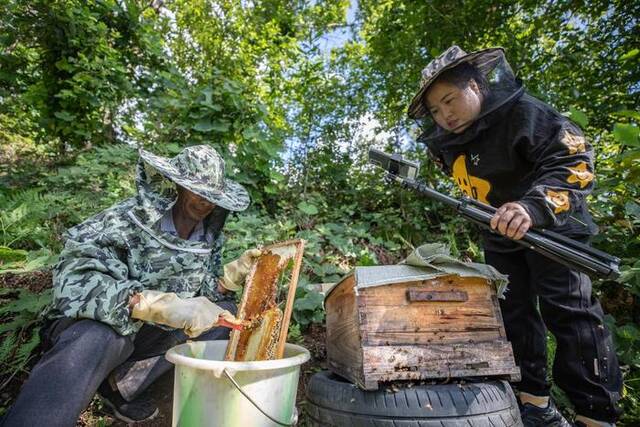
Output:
[325, 265, 520, 390]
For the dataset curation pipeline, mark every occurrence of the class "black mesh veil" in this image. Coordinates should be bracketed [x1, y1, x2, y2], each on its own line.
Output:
[414, 50, 523, 145]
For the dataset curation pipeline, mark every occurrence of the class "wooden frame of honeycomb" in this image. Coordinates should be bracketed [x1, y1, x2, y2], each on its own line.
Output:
[224, 239, 305, 361]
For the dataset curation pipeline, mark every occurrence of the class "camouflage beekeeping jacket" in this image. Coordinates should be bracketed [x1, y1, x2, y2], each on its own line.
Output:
[47, 158, 226, 336]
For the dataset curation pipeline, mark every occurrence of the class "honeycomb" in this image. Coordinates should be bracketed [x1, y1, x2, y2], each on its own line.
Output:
[225, 240, 304, 361]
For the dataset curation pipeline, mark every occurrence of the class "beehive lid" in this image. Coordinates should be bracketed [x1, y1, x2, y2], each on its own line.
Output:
[355, 264, 442, 289]
[326, 243, 509, 300]
[324, 264, 462, 300]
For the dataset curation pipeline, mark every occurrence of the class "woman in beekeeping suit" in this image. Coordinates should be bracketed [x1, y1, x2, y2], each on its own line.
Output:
[408, 46, 622, 427]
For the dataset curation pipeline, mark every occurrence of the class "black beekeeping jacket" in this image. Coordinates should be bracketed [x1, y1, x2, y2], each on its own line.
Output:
[421, 91, 598, 252]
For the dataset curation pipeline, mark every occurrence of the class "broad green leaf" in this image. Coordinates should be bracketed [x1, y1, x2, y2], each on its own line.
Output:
[568, 107, 588, 128]
[54, 57, 74, 72]
[192, 119, 230, 133]
[311, 310, 325, 323]
[165, 143, 183, 154]
[260, 139, 281, 157]
[242, 126, 260, 140]
[294, 290, 324, 311]
[199, 88, 222, 111]
[192, 119, 215, 132]
[297, 201, 318, 215]
[264, 184, 278, 194]
[617, 324, 640, 341]
[613, 123, 640, 147]
[357, 251, 377, 266]
[620, 49, 639, 61]
[0, 246, 28, 263]
[201, 87, 214, 104]
[625, 201, 640, 220]
[619, 268, 640, 285]
[612, 110, 640, 121]
[54, 111, 75, 122]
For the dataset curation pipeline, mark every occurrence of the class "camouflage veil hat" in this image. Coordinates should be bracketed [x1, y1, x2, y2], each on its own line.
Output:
[139, 145, 250, 212]
[408, 45, 506, 119]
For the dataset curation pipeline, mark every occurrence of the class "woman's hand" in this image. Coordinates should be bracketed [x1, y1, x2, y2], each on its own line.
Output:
[490, 202, 532, 240]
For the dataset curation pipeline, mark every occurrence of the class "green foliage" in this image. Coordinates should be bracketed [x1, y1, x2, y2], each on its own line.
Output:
[567, 107, 588, 129]
[604, 316, 640, 424]
[0, 288, 52, 384]
[0, 189, 66, 252]
[297, 201, 319, 216]
[292, 284, 325, 327]
[621, 368, 640, 422]
[349, 1, 639, 131]
[286, 322, 304, 345]
[0, 248, 57, 275]
[614, 123, 640, 148]
[0, 144, 137, 256]
[1, 0, 639, 419]
[0, 0, 166, 151]
[546, 334, 574, 417]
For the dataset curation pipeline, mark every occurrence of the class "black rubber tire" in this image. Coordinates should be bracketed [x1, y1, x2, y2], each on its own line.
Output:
[305, 371, 522, 426]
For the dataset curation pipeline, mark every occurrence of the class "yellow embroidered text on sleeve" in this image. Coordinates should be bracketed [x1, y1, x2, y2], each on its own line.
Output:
[560, 130, 586, 154]
[545, 190, 570, 214]
[567, 162, 594, 189]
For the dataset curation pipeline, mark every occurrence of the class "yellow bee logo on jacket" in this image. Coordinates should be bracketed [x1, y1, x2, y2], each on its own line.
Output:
[452, 155, 491, 204]
[561, 130, 586, 154]
[546, 190, 570, 214]
[567, 162, 594, 189]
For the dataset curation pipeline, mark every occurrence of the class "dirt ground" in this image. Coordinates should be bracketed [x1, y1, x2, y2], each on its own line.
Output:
[0, 272, 328, 427]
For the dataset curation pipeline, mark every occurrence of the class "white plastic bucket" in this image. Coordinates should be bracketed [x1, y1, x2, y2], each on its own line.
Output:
[165, 340, 310, 427]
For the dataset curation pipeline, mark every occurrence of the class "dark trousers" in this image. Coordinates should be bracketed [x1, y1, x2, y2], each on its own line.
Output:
[1, 300, 236, 427]
[485, 248, 622, 421]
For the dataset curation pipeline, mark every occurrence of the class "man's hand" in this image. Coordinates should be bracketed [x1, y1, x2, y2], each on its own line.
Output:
[219, 248, 262, 291]
[217, 279, 230, 295]
[490, 202, 532, 240]
[130, 290, 241, 337]
[217, 312, 249, 330]
[128, 293, 141, 311]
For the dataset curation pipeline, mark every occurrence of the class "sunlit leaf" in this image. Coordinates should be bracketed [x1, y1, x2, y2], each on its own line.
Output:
[568, 107, 589, 128]
[54, 111, 75, 122]
[297, 201, 318, 215]
[620, 49, 639, 61]
[613, 123, 640, 147]
[192, 119, 230, 133]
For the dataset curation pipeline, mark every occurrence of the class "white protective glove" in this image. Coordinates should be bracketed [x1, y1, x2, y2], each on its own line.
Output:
[131, 290, 241, 337]
[219, 248, 262, 291]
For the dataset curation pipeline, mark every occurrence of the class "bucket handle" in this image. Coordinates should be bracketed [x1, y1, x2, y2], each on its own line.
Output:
[223, 369, 295, 426]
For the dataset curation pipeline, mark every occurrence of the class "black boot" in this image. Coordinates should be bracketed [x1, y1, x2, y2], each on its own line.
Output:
[98, 383, 159, 423]
[520, 399, 572, 427]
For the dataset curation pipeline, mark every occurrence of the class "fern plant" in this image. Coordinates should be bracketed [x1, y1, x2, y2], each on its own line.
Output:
[0, 288, 52, 391]
[0, 247, 58, 274]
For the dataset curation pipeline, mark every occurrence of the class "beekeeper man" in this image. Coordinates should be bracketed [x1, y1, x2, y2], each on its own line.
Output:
[2, 145, 260, 426]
